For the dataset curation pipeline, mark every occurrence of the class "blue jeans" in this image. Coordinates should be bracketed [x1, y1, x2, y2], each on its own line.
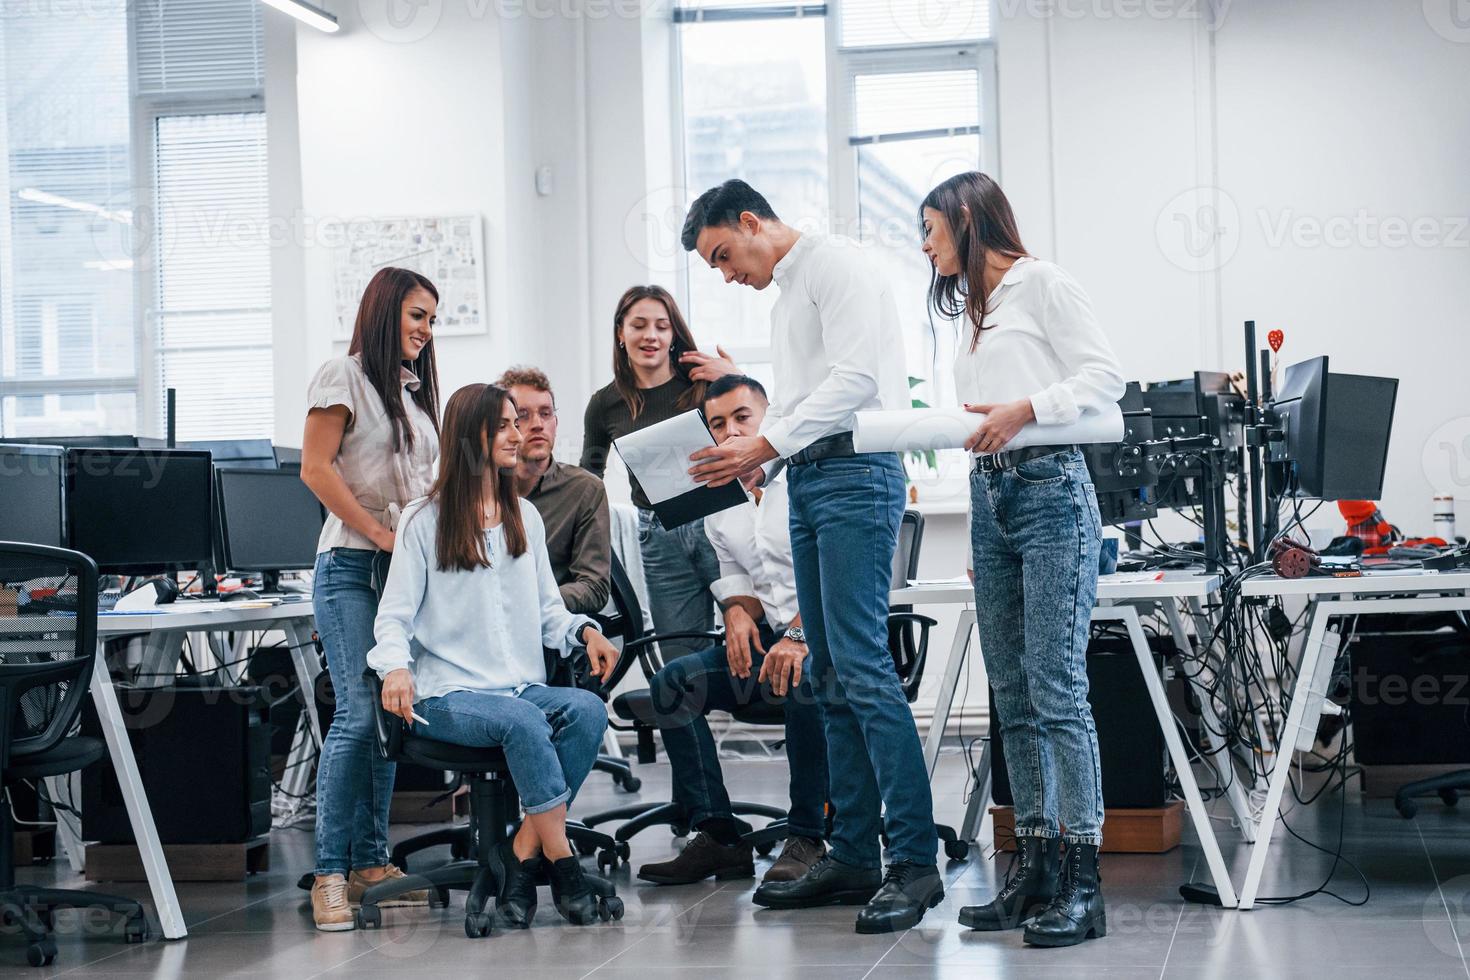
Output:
[638, 509, 720, 660]
[787, 453, 937, 869]
[970, 448, 1105, 845]
[649, 627, 829, 840]
[416, 686, 608, 814]
[313, 547, 394, 876]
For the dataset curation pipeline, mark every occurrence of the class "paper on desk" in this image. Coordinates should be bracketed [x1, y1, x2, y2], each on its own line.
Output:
[612, 409, 722, 505]
[853, 404, 1124, 454]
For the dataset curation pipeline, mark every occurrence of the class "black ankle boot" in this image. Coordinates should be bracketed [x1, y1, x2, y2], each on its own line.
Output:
[958, 836, 1059, 931]
[494, 840, 540, 929]
[1023, 842, 1106, 947]
[548, 856, 600, 926]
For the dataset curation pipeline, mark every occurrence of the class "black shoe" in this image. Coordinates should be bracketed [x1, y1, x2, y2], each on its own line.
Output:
[1023, 842, 1106, 948]
[752, 854, 881, 909]
[493, 840, 540, 929]
[853, 861, 944, 934]
[957, 836, 1060, 931]
[548, 856, 600, 926]
[638, 832, 755, 885]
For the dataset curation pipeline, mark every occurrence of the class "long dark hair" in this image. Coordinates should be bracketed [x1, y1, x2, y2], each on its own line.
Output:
[921, 172, 1029, 353]
[348, 267, 442, 452]
[611, 285, 706, 419]
[424, 383, 527, 572]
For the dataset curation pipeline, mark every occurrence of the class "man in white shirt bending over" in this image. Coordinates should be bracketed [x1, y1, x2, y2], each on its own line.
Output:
[637, 374, 829, 890]
[683, 180, 941, 934]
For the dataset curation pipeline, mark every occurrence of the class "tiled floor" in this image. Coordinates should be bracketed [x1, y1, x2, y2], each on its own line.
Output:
[8, 750, 1470, 978]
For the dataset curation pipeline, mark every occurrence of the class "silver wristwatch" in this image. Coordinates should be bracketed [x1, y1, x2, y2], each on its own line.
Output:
[784, 625, 806, 644]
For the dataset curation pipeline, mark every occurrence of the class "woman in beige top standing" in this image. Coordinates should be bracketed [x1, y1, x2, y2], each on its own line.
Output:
[300, 267, 441, 931]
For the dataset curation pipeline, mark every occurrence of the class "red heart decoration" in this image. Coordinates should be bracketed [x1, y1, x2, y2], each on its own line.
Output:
[1267, 329, 1284, 353]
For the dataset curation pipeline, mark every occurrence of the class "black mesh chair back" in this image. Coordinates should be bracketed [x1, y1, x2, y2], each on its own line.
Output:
[0, 543, 98, 773]
[601, 553, 721, 685]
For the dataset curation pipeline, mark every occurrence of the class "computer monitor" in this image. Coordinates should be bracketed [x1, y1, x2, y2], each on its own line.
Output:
[1084, 388, 1160, 526]
[66, 449, 215, 575]
[272, 445, 302, 469]
[1313, 372, 1398, 500]
[214, 468, 325, 587]
[179, 439, 277, 470]
[5, 435, 140, 449]
[0, 444, 66, 548]
[1267, 356, 1330, 494]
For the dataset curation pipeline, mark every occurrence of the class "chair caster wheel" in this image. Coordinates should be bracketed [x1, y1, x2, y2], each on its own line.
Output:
[618, 775, 642, 793]
[431, 888, 451, 909]
[598, 897, 624, 921]
[464, 912, 493, 938]
[597, 851, 616, 874]
[124, 915, 150, 944]
[615, 842, 631, 864]
[755, 841, 776, 858]
[575, 838, 598, 857]
[356, 905, 382, 929]
[27, 939, 56, 968]
[945, 839, 971, 861]
[671, 823, 689, 838]
[1441, 788, 1460, 807]
[1397, 797, 1419, 819]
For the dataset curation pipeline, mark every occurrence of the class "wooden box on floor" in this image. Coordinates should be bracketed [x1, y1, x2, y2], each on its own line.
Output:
[391, 787, 468, 824]
[85, 836, 270, 882]
[990, 801, 1183, 854]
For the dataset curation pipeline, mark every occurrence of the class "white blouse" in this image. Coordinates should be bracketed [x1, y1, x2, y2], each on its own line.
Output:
[952, 257, 1125, 432]
[306, 354, 438, 553]
[366, 497, 598, 700]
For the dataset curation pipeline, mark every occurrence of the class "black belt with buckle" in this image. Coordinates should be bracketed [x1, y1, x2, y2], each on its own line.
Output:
[975, 443, 1077, 474]
[786, 431, 856, 467]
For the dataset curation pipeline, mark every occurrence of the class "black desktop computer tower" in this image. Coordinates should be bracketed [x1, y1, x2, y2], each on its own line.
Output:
[991, 634, 1171, 809]
[1348, 621, 1470, 765]
[81, 684, 272, 844]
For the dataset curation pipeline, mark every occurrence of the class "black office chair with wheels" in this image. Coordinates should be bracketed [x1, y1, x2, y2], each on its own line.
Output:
[355, 666, 624, 936]
[577, 556, 787, 862]
[0, 543, 150, 967]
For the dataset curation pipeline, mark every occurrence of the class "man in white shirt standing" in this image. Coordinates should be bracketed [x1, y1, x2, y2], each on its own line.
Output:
[683, 180, 942, 934]
[637, 375, 829, 889]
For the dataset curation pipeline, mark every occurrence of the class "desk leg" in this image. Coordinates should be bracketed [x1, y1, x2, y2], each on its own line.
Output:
[1162, 602, 1257, 843]
[1105, 606, 1238, 908]
[923, 608, 977, 780]
[89, 645, 187, 939]
[958, 737, 992, 845]
[43, 772, 85, 873]
[281, 620, 323, 802]
[1237, 601, 1333, 911]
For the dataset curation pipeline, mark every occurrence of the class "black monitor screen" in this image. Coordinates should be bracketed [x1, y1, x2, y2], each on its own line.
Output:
[0, 445, 66, 548]
[1269, 356, 1330, 489]
[67, 449, 214, 574]
[216, 468, 324, 573]
[180, 439, 277, 469]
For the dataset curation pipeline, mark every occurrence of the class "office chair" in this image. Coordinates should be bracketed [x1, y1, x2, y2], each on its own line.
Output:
[383, 648, 622, 874]
[0, 543, 150, 967]
[577, 556, 787, 863]
[355, 667, 624, 936]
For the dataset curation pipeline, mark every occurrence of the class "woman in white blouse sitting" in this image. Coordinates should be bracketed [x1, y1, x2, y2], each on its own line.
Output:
[367, 382, 621, 928]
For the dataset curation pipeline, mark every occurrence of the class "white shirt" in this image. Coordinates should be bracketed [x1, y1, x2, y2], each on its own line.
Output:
[366, 497, 597, 700]
[702, 474, 799, 632]
[952, 257, 1125, 429]
[760, 233, 911, 462]
[305, 354, 438, 553]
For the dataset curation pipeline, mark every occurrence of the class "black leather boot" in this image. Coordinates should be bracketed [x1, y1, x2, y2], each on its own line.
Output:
[854, 861, 945, 934]
[752, 854, 881, 909]
[493, 840, 540, 929]
[1023, 842, 1106, 947]
[548, 856, 601, 926]
[957, 836, 1060, 931]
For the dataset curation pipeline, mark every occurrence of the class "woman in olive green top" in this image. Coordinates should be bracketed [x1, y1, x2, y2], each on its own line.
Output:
[581, 285, 733, 657]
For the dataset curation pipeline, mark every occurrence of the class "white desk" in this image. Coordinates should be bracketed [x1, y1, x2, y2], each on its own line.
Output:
[1235, 569, 1470, 910]
[57, 601, 320, 940]
[892, 570, 1241, 909]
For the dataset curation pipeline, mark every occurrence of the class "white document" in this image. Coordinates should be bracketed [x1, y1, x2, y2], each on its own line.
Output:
[853, 403, 1124, 454]
[612, 410, 720, 505]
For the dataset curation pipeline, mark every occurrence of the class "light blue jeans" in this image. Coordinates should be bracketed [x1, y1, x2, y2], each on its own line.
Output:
[313, 547, 394, 877]
[787, 453, 938, 868]
[637, 509, 720, 660]
[417, 686, 608, 814]
[970, 448, 1105, 844]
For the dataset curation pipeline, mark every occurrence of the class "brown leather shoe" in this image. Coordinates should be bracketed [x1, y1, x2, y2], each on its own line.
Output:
[762, 835, 826, 883]
[638, 832, 754, 885]
[348, 863, 429, 908]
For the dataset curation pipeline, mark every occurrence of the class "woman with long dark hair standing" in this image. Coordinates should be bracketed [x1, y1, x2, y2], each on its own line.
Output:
[371, 383, 622, 929]
[580, 285, 733, 657]
[301, 267, 441, 931]
[920, 172, 1124, 948]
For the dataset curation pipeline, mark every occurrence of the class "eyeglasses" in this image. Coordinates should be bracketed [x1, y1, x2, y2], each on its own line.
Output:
[516, 408, 557, 424]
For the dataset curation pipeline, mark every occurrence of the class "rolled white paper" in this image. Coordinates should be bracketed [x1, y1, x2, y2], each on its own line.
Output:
[853, 403, 1124, 454]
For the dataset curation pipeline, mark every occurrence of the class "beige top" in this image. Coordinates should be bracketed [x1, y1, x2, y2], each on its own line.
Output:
[306, 353, 438, 553]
